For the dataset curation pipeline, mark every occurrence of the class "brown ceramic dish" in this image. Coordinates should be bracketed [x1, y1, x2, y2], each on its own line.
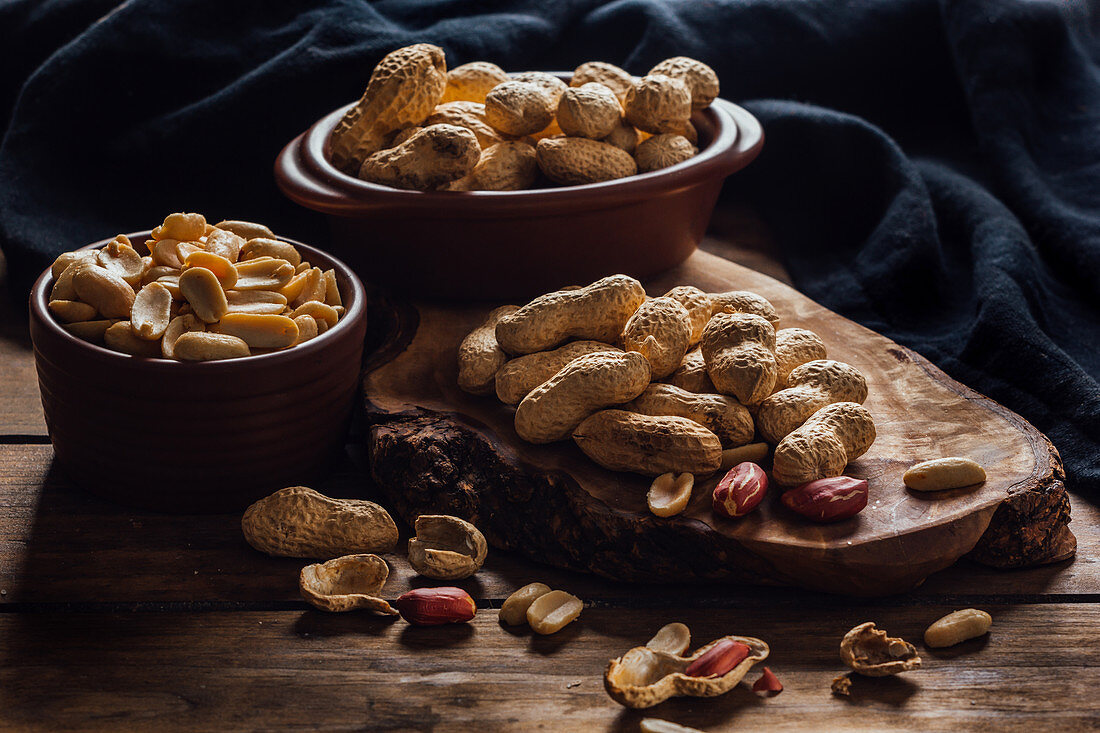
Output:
[28, 233, 367, 514]
[274, 75, 763, 300]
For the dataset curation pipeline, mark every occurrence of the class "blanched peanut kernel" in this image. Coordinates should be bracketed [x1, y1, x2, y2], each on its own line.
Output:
[526, 589, 583, 635]
[499, 582, 552, 626]
[924, 609, 992, 648]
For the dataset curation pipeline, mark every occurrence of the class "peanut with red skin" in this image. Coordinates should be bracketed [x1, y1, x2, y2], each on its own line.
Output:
[781, 476, 868, 522]
[395, 587, 477, 626]
[712, 462, 768, 518]
[684, 639, 750, 678]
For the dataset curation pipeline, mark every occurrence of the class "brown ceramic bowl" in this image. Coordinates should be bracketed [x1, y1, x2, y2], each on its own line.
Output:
[274, 76, 763, 301]
[28, 233, 367, 514]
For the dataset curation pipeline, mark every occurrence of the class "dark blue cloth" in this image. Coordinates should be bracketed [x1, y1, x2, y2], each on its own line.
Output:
[2, 0, 1098, 494]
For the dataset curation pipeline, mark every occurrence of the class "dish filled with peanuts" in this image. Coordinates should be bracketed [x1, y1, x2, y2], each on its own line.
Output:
[45, 213, 346, 361]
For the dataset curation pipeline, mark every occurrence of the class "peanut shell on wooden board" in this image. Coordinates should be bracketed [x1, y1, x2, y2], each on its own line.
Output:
[771, 402, 876, 486]
[709, 290, 781, 326]
[840, 622, 921, 676]
[774, 327, 828, 389]
[605, 635, 769, 709]
[242, 486, 399, 559]
[329, 43, 448, 173]
[626, 383, 754, 447]
[407, 514, 488, 580]
[299, 554, 398, 614]
[494, 340, 622, 404]
[700, 312, 778, 406]
[662, 285, 712, 345]
[573, 409, 722, 476]
[622, 296, 693, 379]
[515, 352, 652, 444]
[536, 136, 638, 186]
[756, 359, 868, 445]
[457, 305, 520, 395]
[496, 274, 646, 355]
[662, 348, 716, 394]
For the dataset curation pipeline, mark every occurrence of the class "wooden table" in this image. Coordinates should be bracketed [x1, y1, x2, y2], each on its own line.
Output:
[2, 210, 1098, 731]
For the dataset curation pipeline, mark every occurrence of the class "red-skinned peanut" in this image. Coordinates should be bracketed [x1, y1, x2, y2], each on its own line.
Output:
[780, 476, 868, 522]
[712, 462, 768, 518]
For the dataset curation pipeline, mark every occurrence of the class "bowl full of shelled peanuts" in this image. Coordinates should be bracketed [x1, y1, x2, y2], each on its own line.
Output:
[28, 212, 368, 513]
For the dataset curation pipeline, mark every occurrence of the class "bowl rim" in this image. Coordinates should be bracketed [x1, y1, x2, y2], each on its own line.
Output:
[275, 74, 764, 217]
[29, 231, 366, 372]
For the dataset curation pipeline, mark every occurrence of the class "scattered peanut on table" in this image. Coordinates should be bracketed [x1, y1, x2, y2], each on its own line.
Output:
[47, 213, 344, 361]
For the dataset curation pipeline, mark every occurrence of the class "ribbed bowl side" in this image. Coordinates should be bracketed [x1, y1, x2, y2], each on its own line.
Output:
[28, 236, 367, 513]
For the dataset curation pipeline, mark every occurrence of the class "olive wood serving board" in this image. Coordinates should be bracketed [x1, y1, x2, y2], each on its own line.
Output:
[361, 251, 1075, 596]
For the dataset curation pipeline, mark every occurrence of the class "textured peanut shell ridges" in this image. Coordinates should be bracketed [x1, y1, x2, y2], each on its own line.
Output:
[242, 486, 399, 558]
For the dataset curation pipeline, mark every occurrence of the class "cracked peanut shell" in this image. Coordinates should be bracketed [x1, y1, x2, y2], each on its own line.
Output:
[840, 622, 921, 677]
[605, 635, 769, 709]
[407, 515, 488, 580]
[299, 553, 398, 614]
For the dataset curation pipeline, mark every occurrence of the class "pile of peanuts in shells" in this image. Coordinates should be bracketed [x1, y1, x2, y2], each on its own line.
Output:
[46, 213, 345, 361]
[458, 274, 990, 523]
[329, 44, 717, 190]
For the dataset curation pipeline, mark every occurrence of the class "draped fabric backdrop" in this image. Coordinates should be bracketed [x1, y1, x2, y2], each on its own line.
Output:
[2, 0, 1098, 494]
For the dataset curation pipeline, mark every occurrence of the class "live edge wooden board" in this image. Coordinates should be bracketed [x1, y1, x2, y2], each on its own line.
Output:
[362, 250, 1076, 596]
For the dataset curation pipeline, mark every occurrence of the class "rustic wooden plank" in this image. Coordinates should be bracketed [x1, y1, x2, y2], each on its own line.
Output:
[0, 251, 47, 437]
[1, 444, 1096, 606]
[0, 605, 1097, 731]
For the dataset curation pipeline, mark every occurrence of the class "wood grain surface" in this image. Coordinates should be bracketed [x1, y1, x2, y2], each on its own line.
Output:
[363, 250, 1073, 595]
[1, 231, 1097, 732]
